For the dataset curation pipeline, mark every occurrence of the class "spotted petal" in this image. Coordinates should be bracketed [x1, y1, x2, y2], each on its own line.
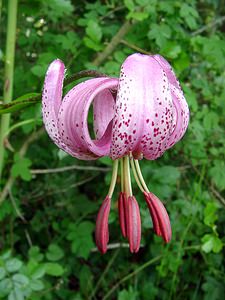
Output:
[58, 77, 118, 158]
[110, 54, 174, 160]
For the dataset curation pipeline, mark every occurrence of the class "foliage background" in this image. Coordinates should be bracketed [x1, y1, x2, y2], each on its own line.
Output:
[0, 0, 225, 299]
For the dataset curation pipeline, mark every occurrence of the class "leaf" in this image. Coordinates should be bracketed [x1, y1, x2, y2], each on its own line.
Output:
[0, 93, 40, 115]
[44, 263, 64, 276]
[0, 268, 6, 280]
[67, 222, 95, 259]
[86, 20, 102, 42]
[209, 160, 225, 191]
[204, 202, 218, 228]
[5, 258, 23, 273]
[8, 288, 24, 300]
[46, 244, 64, 261]
[0, 278, 12, 297]
[28, 246, 44, 262]
[30, 279, 44, 291]
[12, 274, 29, 288]
[11, 154, 32, 181]
[202, 234, 223, 253]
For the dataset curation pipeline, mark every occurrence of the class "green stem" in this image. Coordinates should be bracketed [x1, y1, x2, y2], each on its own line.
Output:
[120, 158, 124, 192]
[123, 156, 132, 196]
[130, 159, 144, 192]
[108, 160, 119, 198]
[102, 255, 162, 300]
[0, 0, 18, 179]
[134, 160, 149, 192]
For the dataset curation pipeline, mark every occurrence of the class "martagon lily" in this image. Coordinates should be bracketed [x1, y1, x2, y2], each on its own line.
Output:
[42, 53, 189, 254]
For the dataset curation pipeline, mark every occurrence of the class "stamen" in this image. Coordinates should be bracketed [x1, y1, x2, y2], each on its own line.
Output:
[123, 156, 132, 196]
[108, 159, 119, 198]
[120, 158, 124, 192]
[134, 160, 149, 192]
[130, 158, 144, 193]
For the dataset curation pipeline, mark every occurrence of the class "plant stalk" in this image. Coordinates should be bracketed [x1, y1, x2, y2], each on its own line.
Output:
[0, 0, 18, 180]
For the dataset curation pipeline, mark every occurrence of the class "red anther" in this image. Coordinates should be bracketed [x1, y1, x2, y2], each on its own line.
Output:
[144, 191, 172, 243]
[127, 196, 141, 253]
[95, 196, 111, 254]
[143, 191, 161, 236]
[118, 192, 128, 238]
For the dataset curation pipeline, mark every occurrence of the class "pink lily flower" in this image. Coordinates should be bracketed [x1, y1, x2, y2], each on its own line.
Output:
[42, 53, 189, 254]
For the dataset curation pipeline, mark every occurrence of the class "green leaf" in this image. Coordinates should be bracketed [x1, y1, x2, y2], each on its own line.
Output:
[204, 202, 218, 228]
[209, 160, 225, 191]
[67, 222, 95, 259]
[44, 263, 64, 276]
[12, 274, 29, 288]
[202, 234, 223, 253]
[8, 288, 24, 300]
[0, 278, 12, 297]
[0, 267, 6, 280]
[11, 154, 32, 181]
[46, 244, 64, 261]
[30, 279, 44, 291]
[0, 93, 40, 115]
[28, 247, 44, 262]
[86, 20, 102, 42]
[5, 258, 23, 273]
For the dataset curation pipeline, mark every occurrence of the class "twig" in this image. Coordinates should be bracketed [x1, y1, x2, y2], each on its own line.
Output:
[93, 21, 133, 66]
[90, 249, 120, 299]
[102, 255, 162, 300]
[0, 127, 45, 204]
[121, 39, 151, 55]
[25, 229, 33, 247]
[9, 189, 27, 222]
[192, 15, 225, 36]
[31, 165, 110, 175]
[91, 242, 144, 252]
[210, 185, 225, 207]
[31, 175, 98, 200]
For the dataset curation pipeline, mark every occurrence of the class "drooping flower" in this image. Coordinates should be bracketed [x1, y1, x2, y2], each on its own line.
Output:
[42, 53, 189, 254]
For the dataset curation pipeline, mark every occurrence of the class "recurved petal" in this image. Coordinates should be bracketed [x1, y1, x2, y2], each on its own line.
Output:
[42, 59, 66, 148]
[153, 55, 189, 150]
[143, 192, 161, 236]
[110, 53, 174, 160]
[147, 192, 172, 243]
[42, 60, 96, 160]
[58, 77, 118, 159]
[127, 196, 141, 253]
[164, 85, 189, 150]
[153, 54, 180, 89]
[95, 196, 111, 254]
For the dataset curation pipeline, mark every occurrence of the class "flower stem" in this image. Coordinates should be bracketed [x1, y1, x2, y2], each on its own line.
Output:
[130, 158, 144, 192]
[108, 160, 119, 198]
[134, 160, 149, 192]
[0, 0, 18, 180]
[123, 156, 132, 196]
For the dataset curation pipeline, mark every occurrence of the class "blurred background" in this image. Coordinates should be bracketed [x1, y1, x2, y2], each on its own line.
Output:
[0, 0, 225, 299]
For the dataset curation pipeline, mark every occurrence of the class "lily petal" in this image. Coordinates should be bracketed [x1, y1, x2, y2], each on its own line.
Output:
[127, 196, 141, 253]
[58, 77, 118, 158]
[95, 196, 111, 254]
[42, 60, 96, 160]
[153, 55, 189, 149]
[110, 53, 174, 160]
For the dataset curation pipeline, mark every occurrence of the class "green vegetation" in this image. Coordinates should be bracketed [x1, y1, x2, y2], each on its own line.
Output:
[0, 0, 225, 299]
